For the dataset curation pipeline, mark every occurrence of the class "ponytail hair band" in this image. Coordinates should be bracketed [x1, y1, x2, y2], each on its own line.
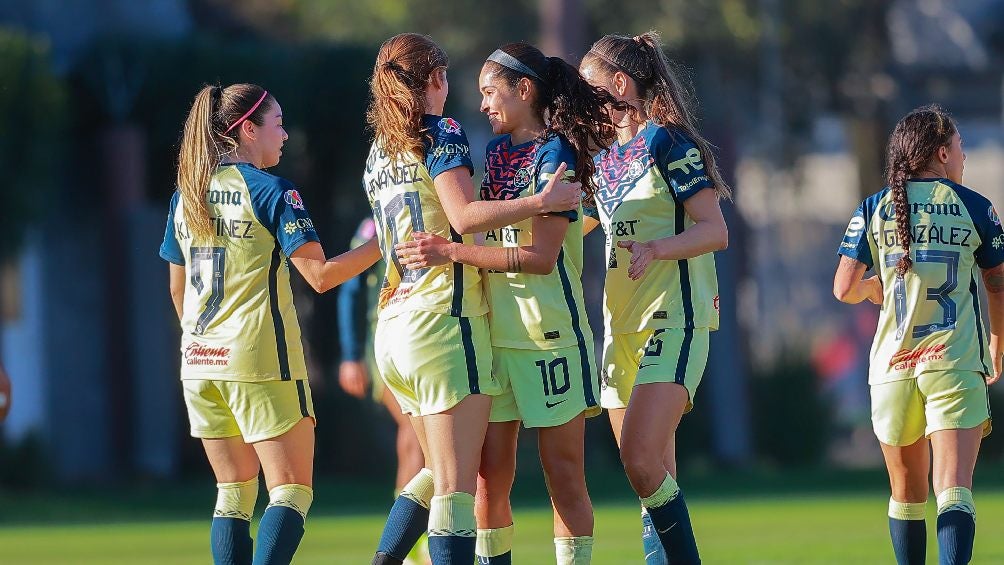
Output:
[224, 90, 268, 134]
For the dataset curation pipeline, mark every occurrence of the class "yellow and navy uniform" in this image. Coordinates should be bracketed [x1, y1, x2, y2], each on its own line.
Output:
[838, 178, 1003, 444]
[480, 132, 599, 428]
[586, 121, 718, 411]
[364, 115, 499, 416]
[159, 162, 317, 440]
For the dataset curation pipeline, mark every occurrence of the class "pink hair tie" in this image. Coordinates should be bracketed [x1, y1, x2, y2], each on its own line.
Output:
[224, 90, 269, 134]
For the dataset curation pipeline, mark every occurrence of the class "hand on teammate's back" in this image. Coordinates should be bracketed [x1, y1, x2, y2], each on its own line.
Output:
[537, 162, 581, 213]
[396, 232, 453, 269]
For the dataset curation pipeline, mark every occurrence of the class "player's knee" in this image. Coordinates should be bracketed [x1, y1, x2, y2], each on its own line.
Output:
[620, 443, 659, 485]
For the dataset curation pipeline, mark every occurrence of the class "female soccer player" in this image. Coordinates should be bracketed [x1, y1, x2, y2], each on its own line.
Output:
[364, 34, 582, 565]
[336, 217, 429, 565]
[160, 84, 380, 565]
[577, 32, 730, 565]
[396, 42, 618, 565]
[835, 105, 1002, 565]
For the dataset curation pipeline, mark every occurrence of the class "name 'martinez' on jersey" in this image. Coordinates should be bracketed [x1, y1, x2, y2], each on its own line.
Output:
[838, 178, 1004, 384]
[159, 163, 319, 382]
[362, 115, 487, 321]
[587, 121, 720, 335]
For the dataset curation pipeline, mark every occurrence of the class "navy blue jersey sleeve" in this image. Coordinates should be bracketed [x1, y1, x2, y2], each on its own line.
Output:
[837, 200, 873, 269]
[536, 136, 579, 222]
[424, 116, 474, 179]
[247, 173, 321, 257]
[653, 128, 714, 203]
[159, 191, 185, 265]
[951, 181, 1004, 269]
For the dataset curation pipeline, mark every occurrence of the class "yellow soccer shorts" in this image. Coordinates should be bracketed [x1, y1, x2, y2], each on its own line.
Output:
[870, 370, 991, 446]
[489, 343, 602, 428]
[182, 378, 315, 443]
[374, 310, 499, 416]
[600, 327, 710, 412]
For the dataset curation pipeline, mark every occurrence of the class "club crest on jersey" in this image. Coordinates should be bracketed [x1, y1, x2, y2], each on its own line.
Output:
[626, 158, 646, 181]
[284, 189, 305, 210]
[990, 206, 1000, 226]
[439, 117, 461, 134]
[513, 167, 532, 188]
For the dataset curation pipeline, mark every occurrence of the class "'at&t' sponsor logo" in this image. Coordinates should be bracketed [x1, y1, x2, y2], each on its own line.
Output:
[185, 342, 231, 366]
[888, 344, 946, 370]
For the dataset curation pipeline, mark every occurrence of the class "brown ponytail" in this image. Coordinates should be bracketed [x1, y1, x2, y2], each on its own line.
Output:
[884, 104, 957, 275]
[583, 31, 732, 200]
[176, 83, 274, 240]
[366, 33, 448, 163]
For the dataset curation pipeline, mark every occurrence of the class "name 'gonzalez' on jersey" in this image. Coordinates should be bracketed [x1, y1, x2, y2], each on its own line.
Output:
[159, 162, 320, 382]
[838, 178, 1004, 385]
[479, 132, 591, 350]
[363, 115, 487, 321]
[587, 121, 720, 335]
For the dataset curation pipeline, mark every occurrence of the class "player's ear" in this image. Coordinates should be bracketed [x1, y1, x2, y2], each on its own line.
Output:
[937, 144, 950, 164]
[613, 71, 629, 97]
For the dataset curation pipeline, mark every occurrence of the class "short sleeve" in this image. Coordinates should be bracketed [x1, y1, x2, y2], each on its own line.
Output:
[536, 138, 579, 222]
[836, 202, 873, 269]
[653, 129, 714, 203]
[972, 201, 1004, 269]
[425, 117, 474, 179]
[250, 180, 321, 257]
[159, 191, 185, 265]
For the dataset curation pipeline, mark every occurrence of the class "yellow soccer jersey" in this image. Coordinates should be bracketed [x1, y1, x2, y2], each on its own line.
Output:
[838, 178, 1004, 384]
[363, 115, 487, 321]
[479, 133, 592, 351]
[587, 122, 720, 335]
[159, 163, 319, 382]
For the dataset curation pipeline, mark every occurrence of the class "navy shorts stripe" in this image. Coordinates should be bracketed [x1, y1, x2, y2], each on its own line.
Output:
[450, 228, 464, 318]
[458, 316, 480, 394]
[268, 244, 292, 380]
[295, 380, 310, 418]
[675, 327, 694, 385]
[556, 249, 596, 407]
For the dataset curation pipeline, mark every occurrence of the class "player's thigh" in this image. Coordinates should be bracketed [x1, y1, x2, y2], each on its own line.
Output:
[879, 437, 930, 503]
[537, 413, 586, 488]
[607, 407, 627, 447]
[421, 393, 493, 495]
[870, 378, 926, 447]
[202, 436, 260, 483]
[252, 417, 315, 490]
[500, 345, 601, 429]
[375, 311, 499, 417]
[620, 382, 689, 465]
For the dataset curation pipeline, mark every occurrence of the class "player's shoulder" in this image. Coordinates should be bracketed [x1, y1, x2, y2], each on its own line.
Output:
[858, 186, 891, 217]
[426, 115, 468, 140]
[648, 122, 694, 153]
[938, 178, 991, 207]
[235, 163, 294, 195]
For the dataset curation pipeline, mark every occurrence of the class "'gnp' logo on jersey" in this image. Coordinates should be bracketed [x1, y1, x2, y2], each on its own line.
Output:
[845, 215, 865, 238]
[284, 190, 305, 210]
[439, 117, 461, 134]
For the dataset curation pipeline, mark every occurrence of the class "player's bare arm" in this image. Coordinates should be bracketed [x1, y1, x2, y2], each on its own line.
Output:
[982, 262, 1004, 384]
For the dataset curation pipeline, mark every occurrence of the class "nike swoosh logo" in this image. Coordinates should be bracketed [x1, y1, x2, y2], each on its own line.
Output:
[644, 551, 659, 559]
[657, 522, 677, 534]
[545, 399, 567, 408]
[638, 363, 658, 370]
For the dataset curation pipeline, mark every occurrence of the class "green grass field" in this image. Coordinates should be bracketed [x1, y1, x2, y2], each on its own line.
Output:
[3, 480, 1004, 564]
